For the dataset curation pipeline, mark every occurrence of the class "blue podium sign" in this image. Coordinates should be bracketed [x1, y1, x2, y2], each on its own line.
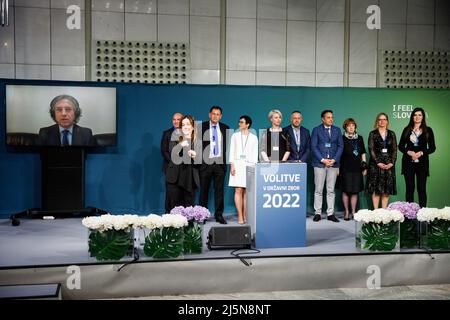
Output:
[252, 163, 307, 248]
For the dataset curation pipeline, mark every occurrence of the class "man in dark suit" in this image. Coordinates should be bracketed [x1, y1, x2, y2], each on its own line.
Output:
[38, 95, 96, 146]
[200, 106, 230, 224]
[161, 112, 183, 213]
[284, 111, 311, 163]
[311, 110, 344, 223]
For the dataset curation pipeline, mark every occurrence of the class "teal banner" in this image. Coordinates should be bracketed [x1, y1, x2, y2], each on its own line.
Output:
[1, 80, 449, 217]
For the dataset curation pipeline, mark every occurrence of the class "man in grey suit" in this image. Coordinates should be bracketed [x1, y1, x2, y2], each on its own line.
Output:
[38, 95, 96, 146]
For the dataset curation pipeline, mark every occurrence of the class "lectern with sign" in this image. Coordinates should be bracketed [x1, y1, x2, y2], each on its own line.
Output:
[246, 162, 307, 248]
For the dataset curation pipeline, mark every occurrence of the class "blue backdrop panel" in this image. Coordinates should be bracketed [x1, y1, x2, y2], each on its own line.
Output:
[1, 79, 449, 218]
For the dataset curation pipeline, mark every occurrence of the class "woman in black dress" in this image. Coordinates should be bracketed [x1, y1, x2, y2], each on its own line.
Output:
[339, 118, 367, 220]
[398, 108, 436, 207]
[165, 115, 200, 210]
[366, 112, 398, 209]
[260, 109, 291, 162]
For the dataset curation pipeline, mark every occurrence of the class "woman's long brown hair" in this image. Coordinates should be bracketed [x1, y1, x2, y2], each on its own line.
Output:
[179, 115, 196, 143]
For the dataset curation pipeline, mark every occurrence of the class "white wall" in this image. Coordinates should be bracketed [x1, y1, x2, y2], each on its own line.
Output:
[0, 0, 449, 86]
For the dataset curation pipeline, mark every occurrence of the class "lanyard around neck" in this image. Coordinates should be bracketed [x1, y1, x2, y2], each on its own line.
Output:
[241, 131, 249, 153]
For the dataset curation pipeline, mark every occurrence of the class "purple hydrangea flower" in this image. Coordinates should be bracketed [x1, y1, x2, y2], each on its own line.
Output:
[387, 201, 420, 220]
[170, 206, 185, 216]
[170, 205, 211, 223]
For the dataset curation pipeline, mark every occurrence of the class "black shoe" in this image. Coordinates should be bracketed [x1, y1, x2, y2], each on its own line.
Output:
[344, 217, 350, 221]
[327, 215, 340, 223]
[216, 216, 227, 224]
[313, 214, 321, 222]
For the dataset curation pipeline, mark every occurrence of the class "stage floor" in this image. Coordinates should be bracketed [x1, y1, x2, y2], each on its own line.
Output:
[0, 214, 431, 269]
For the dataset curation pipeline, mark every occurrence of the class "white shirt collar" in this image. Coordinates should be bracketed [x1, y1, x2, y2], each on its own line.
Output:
[59, 125, 73, 133]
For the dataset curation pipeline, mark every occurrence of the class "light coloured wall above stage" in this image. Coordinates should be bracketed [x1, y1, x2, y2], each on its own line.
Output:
[0, 0, 449, 87]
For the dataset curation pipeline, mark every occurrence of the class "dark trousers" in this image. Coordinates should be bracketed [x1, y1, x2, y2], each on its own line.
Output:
[164, 181, 170, 213]
[199, 164, 225, 217]
[166, 183, 195, 211]
[404, 163, 428, 207]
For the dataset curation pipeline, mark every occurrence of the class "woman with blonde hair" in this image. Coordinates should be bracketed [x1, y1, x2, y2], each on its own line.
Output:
[260, 109, 291, 162]
[366, 112, 397, 208]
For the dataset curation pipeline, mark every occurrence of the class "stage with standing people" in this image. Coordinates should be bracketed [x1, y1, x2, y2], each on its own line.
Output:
[0, 214, 449, 299]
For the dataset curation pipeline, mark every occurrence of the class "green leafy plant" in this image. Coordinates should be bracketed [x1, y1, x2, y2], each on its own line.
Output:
[88, 229, 132, 261]
[144, 227, 184, 258]
[183, 221, 203, 254]
[400, 218, 419, 248]
[425, 219, 450, 250]
[359, 222, 399, 251]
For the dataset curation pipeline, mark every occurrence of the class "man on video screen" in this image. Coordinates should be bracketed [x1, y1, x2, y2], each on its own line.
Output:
[38, 95, 96, 146]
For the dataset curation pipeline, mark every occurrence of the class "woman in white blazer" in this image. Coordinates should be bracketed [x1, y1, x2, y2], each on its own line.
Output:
[228, 115, 258, 224]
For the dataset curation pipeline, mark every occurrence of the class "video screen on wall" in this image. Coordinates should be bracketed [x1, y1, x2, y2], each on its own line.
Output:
[5, 84, 117, 147]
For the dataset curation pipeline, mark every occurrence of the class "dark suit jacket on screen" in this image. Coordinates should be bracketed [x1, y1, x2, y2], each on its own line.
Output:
[38, 124, 96, 146]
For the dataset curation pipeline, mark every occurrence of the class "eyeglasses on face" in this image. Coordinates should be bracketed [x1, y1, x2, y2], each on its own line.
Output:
[55, 107, 74, 113]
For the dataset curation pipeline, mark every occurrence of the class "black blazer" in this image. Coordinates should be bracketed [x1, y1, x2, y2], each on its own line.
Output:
[38, 124, 96, 146]
[165, 140, 200, 191]
[161, 127, 176, 173]
[260, 128, 291, 162]
[200, 121, 230, 171]
[398, 127, 436, 176]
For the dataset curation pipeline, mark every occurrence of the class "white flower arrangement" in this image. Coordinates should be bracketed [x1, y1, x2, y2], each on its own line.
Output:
[354, 208, 405, 224]
[82, 214, 140, 232]
[417, 207, 450, 222]
[139, 214, 163, 229]
[82, 213, 188, 232]
[161, 214, 188, 228]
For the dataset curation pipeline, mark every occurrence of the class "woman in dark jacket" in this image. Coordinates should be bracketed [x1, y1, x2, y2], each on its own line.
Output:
[166, 115, 200, 211]
[339, 118, 367, 220]
[398, 108, 436, 207]
[260, 109, 291, 162]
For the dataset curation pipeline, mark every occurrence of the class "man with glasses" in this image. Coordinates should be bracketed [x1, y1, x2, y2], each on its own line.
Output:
[200, 106, 230, 224]
[38, 94, 96, 146]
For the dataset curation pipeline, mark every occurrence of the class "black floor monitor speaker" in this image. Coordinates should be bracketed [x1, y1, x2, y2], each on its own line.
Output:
[207, 225, 252, 250]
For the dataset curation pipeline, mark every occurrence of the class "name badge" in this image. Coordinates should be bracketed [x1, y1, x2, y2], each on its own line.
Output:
[382, 148, 388, 153]
[353, 150, 359, 156]
[325, 143, 331, 148]
[240, 155, 246, 160]
[273, 146, 279, 151]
